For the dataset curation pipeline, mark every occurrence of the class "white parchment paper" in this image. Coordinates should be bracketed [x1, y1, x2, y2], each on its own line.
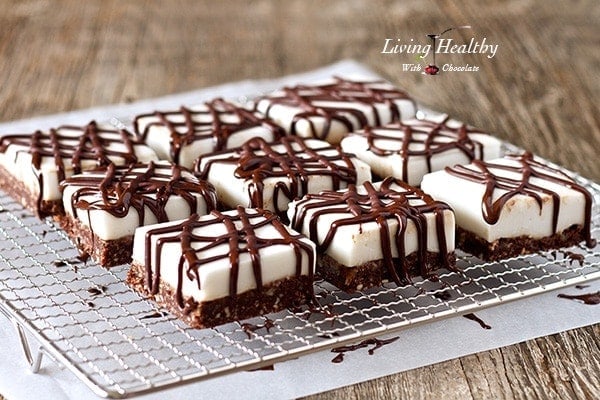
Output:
[0, 60, 598, 400]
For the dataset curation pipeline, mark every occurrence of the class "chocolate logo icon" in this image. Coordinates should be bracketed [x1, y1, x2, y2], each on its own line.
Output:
[424, 26, 471, 75]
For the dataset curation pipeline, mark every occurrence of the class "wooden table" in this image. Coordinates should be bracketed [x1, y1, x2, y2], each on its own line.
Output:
[0, 1, 598, 398]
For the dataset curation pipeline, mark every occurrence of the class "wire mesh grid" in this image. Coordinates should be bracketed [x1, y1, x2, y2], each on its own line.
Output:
[0, 164, 598, 398]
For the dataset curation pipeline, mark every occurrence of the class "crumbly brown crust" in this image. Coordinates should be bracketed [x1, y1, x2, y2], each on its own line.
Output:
[127, 261, 313, 328]
[456, 224, 586, 261]
[57, 214, 133, 267]
[318, 252, 456, 292]
[0, 164, 63, 217]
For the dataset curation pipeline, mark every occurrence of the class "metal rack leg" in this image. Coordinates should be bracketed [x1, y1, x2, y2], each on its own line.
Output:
[0, 306, 44, 373]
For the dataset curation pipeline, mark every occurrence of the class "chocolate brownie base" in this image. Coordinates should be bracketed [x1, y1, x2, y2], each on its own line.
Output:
[57, 214, 133, 267]
[318, 252, 456, 292]
[456, 224, 587, 261]
[127, 262, 314, 328]
[0, 164, 63, 217]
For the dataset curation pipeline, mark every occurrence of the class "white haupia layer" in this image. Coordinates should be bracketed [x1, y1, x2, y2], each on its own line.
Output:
[255, 78, 416, 144]
[198, 139, 372, 214]
[420, 158, 587, 242]
[62, 170, 212, 241]
[0, 125, 158, 202]
[287, 181, 455, 267]
[131, 209, 316, 302]
[136, 105, 280, 169]
[340, 116, 502, 186]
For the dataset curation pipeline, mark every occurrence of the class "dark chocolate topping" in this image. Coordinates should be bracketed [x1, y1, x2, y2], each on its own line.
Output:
[134, 98, 285, 164]
[62, 162, 217, 226]
[0, 121, 148, 216]
[444, 152, 595, 247]
[196, 136, 360, 219]
[143, 207, 315, 307]
[257, 77, 415, 141]
[353, 116, 487, 180]
[289, 177, 454, 284]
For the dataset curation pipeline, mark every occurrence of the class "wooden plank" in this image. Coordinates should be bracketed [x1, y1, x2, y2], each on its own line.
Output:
[302, 326, 600, 400]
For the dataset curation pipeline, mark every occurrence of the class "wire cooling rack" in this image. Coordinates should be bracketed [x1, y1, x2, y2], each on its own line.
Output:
[0, 163, 599, 398]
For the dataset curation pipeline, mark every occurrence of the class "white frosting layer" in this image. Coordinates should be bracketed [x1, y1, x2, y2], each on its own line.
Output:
[420, 157, 587, 242]
[287, 181, 455, 267]
[340, 116, 502, 186]
[197, 138, 372, 214]
[255, 78, 416, 144]
[62, 164, 212, 241]
[131, 209, 316, 302]
[136, 103, 281, 169]
[0, 125, 158, 202]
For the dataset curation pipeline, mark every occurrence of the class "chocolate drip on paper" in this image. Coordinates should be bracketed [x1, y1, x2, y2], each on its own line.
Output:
[257, 77, 415, 141]
[196, 136, 359, 219]
[444, 152, 595, 247]
[330, 336, 399, 363]
[289, 177, 454, 285]
[463, 313, 492, 329]
[356, 116, 486, 181]
[557, 291, 600, 305]
[143, 207, 315, 308]
[134, 98, 285, 164]
[63, 162, 217, 227]
[0, 121, 145, 217]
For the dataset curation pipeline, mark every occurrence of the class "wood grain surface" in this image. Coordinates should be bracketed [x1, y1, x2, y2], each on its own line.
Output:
[0, 0, 598, 399]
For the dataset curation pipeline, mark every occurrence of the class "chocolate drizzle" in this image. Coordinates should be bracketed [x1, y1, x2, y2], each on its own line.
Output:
[557, 291, 600, 305]
[289, 177, 454, 285]
[62, 161, 217, 227]
[445, 152, 595, 247]
[0, 121, 150, 217]
[433, 290, 453, 301]
[257, 77, 415, 142]
[140, 311, 169, 319]
[134, 98, 285, 165]
[240, 317, 275, 338]
[196, 136, 360, 219]
[463, 313, 492, 329]
[353, 116, 487, 182]
[330, 336, 399, 363]
[143, 207, 315, 308]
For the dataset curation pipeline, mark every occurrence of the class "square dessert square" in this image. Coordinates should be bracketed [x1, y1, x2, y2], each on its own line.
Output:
[340, 114, 502, 185]
[58, 161, 217, 267]
[254, 76, 416, 144]
[133, 98, 285, 169]
[421, 152, 596, 261]
[0, 121, 158, 218]
[195, 136, 371, 220]
[288, 177, 456, 292]
[127, 207, 316, 328]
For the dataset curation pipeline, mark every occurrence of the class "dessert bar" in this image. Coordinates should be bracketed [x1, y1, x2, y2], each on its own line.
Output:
[58, 161, 217, 267]
[127, 207, 316, 328]
[254, 76, 417, 144]
[340, 114, 502, 185]
[421, 152, 596, 261]
[288, 177, 456, 291]
[195, 136, 371, 220]
[134, 98, 285, 169]
[0, 121, 158, 218]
